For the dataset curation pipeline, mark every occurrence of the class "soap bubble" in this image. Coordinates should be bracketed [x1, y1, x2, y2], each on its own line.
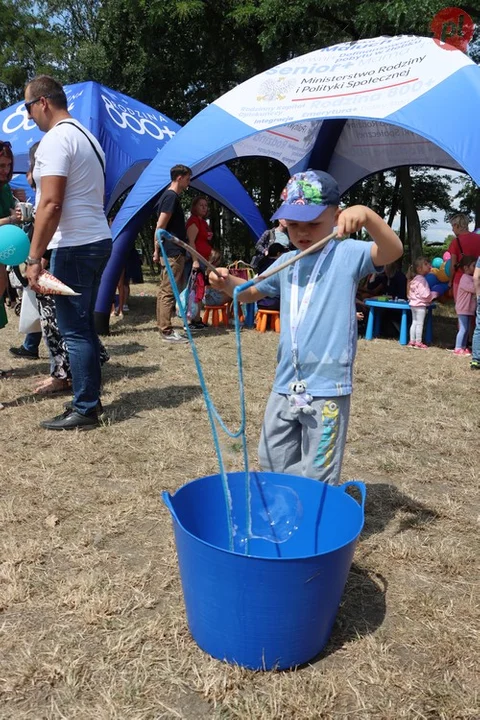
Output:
[249, 479, 302, 544]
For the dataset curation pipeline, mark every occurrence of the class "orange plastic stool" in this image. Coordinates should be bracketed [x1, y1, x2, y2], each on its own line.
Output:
[256, 309, 280, 333]
[203, 304, 230, 327]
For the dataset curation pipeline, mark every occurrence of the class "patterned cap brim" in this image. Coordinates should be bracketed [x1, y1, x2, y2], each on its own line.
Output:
[271, 203, 330, 222]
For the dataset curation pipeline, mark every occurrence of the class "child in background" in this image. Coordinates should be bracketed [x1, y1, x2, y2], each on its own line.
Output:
[407, 257, 439, 349]
[209, 170, 402, 485]
[204, 249, 230, 307]
[453, 255, 477, 356]
[256, 242, 288, 311]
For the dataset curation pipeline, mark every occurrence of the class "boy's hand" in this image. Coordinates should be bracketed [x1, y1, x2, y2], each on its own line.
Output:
[337, 205, 371, 236]
[209, 267, 229, 290]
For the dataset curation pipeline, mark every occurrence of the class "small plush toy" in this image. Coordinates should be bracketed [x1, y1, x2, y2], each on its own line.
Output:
[288, 380, 315, 415]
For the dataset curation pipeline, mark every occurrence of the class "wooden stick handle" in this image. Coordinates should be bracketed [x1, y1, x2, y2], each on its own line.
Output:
[157, 230, 221, 277]
[158, 228, 340, 285]
[255, 231, 338, 282]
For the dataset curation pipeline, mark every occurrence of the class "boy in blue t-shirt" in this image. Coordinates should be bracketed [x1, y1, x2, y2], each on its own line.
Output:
[210, 170, 403, 484]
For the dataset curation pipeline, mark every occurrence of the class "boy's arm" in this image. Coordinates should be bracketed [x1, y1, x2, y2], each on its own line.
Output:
[337, 206, 403, 266]
[209, 268, 267, 303]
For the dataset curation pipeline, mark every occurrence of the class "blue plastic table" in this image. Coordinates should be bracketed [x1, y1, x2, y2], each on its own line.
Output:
[364, 299, 436, 345]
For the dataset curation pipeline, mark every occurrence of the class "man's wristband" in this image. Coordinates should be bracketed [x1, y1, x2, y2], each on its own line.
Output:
[25, 256, 42, 266]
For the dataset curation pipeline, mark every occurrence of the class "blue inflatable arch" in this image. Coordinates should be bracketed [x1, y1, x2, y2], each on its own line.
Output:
[0, 81, 267, 328]
[110, 35, 480, 314]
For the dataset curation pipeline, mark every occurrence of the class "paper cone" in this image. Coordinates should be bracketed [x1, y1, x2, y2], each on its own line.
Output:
[34, 270, 81, 296]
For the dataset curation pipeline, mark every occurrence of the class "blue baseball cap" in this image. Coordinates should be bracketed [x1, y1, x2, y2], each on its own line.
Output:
[271, 170, 340, 222]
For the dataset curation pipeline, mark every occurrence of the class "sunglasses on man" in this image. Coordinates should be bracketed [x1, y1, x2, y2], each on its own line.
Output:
[24, 94, 59, 113]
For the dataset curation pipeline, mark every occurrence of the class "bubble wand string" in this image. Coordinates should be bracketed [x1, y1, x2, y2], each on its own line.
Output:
[158, 228, 341, 555]
[157, 230, 241, 552]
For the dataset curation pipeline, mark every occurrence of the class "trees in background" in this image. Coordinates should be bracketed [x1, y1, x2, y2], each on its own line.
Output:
[1, 0, 479, 260]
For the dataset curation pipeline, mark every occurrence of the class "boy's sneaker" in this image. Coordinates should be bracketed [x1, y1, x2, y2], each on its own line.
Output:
[161, 330, 188, 343]
[470, 359, 480, 369]
[415, 342, 428, 350]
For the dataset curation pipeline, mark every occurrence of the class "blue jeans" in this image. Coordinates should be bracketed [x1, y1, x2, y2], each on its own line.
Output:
[24, 332, 42, 353]
[50, 238, 112, 415]
[455, 314, 470, 350]
[472, 296, 480, 362]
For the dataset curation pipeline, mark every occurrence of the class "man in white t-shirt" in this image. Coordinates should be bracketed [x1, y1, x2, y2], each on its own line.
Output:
[25, 75, 112, 431]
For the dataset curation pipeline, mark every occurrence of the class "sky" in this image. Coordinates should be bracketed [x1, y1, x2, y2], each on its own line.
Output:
[393, 170, 466, 245]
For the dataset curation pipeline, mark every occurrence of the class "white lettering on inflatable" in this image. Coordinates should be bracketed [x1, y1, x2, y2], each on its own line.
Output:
[101, 95, 176, 140]
[2, 104, 37, 134]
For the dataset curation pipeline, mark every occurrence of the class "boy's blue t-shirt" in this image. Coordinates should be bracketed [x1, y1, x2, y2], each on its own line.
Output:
[255, 239, 377, 397]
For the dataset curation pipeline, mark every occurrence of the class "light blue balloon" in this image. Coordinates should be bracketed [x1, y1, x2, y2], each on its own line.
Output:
[444, 259, 451, 277]
[431, 257, 443, 269]
[0, 225, 30, 266]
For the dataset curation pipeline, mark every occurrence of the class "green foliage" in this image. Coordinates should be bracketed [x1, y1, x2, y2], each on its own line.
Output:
[0, 0, 66, 105]
[453, 176, 480, 227]
[421, 243, 449, 262]
[1, 0, 477, 253]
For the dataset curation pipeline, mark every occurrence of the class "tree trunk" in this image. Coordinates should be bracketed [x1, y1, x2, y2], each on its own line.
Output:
[474, 190, 480, 229]
[222, 208, 233, 263]
[371, 172, 386, 218]
[398, 166, 422, 264]
[139, 229, 156, 276]
[399, 205, 406, 246]
[387, 171, 401, 227]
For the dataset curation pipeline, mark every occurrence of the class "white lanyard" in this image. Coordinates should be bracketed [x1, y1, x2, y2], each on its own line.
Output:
[290, 241, 334, 379]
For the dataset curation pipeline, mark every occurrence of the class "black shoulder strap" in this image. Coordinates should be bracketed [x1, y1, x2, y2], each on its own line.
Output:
[456, 235, 464, 256]
[56, 120, 105, 176]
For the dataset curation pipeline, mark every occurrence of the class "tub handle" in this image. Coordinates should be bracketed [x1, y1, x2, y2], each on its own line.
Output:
[340, 480, 366, 514]
[161, 491, 176, 519]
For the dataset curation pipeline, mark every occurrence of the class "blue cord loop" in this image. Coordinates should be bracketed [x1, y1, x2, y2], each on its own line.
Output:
[157, 229, 252, 553]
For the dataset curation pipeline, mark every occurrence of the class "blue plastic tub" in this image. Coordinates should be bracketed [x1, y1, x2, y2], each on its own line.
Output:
[162, 471, 365, 670]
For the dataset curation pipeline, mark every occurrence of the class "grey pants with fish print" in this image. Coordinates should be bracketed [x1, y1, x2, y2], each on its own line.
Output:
[258, 392, 351, 485]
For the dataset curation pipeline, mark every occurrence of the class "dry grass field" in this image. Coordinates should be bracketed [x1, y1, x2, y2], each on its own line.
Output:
[0, 282, 478, 720]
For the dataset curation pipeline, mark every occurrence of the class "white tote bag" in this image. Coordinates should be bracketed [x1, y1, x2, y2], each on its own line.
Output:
[19, 287, 41, 334]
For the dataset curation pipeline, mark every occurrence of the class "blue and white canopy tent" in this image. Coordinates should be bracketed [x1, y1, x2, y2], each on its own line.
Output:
[0, 81, 267, 327]
[1, 81, 267, 228]
[107, 34, 480, 317]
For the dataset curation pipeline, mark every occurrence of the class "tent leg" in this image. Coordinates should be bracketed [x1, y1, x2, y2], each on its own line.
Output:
[95, 311, 111, 336]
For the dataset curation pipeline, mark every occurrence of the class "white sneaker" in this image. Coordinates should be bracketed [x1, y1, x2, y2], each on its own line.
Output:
[161, 330, 189, 343]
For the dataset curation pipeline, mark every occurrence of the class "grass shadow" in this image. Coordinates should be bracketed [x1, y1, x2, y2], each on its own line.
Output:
[106, 342, 147, 356]
[432, 313, 458, 348]
[311, 564, 387, 663]
[107, 324, 157, 336]
[361, 482, 440, 540]
[0, 361, 51, 379]
[103, 363, 160, 384]
[105, 384, 203, 422]
[1, 364, 160, 408]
